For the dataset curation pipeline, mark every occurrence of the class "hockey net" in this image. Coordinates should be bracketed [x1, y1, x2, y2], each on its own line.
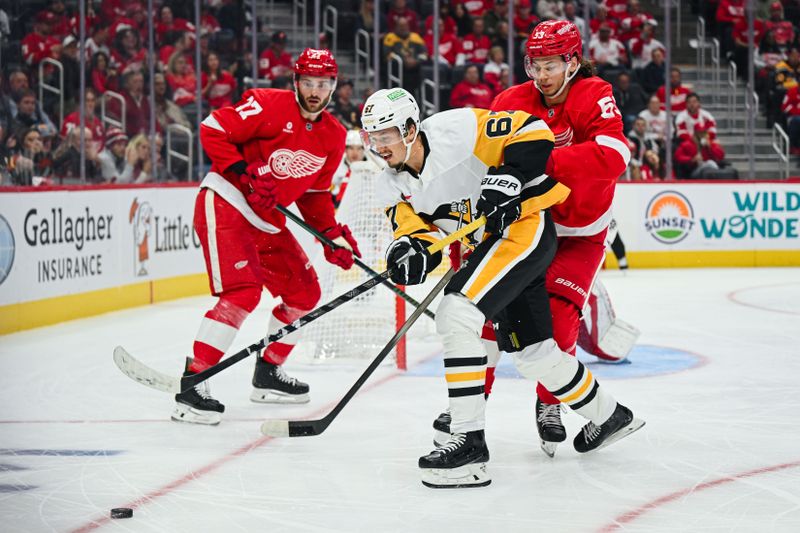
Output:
[292, 161, 412, 369]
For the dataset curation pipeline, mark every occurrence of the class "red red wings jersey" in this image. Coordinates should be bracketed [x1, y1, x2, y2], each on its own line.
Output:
[200, 89, 346, 233]
[492, 77, 630, 237]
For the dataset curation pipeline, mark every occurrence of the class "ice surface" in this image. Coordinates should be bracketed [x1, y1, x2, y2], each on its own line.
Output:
[0, 268, 799, 532]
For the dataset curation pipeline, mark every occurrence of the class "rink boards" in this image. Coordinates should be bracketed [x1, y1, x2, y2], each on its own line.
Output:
[0, 181, 798, 333]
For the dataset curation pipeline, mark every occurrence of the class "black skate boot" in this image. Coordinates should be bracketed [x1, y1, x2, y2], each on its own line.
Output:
[251, 357, 310, 404]
[419, 430, 491, 488]
[172, 359, 225, 425]
[536, 399, 567, 458]
[573, 403, 645, 453]
[432, 410, 451, 447]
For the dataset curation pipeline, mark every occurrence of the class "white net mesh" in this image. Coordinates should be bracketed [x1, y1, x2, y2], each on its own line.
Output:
[294, 161, 402, 363]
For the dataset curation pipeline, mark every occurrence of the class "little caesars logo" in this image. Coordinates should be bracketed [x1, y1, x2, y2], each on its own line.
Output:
[128, 197, 202, 276]
[644, 191, 696, 244]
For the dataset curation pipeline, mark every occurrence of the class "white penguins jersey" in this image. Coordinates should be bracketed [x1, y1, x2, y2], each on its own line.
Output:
[376, 107, 569, 248]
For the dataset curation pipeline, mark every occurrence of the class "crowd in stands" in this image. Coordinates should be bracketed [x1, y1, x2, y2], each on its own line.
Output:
[2, 0, 798, 186]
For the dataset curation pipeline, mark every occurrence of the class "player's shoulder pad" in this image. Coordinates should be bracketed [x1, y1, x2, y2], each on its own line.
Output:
[374, 169, 404, 209]
[568, 77, 614, 111]
[491, 81, 537, 112]
[242, 88, 293, 107]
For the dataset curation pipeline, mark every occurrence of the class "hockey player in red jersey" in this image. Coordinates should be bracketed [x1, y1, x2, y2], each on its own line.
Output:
[172, 48, 360, 425]
[492, 20, 632, 456]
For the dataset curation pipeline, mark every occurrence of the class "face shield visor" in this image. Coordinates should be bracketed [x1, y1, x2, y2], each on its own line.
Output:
[524, 56, 579, 99]
[360, 126, 405, 152]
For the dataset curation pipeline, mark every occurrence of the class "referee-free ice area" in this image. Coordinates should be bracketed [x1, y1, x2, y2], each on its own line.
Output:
[1, 267, 799, 533]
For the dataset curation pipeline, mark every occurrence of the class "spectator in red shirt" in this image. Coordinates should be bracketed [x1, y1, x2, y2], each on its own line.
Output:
[674, 126, 728, 179]
[450, 64, 493, 108]
[111, 28, 146, 76]
[460, 17, 492, 64]
[155, 5, 195, 45]
[454, 0, 491, 19]
[513, 0, 539, 39]
[167, 52, 198, 107]
[656, 67, 693, 112]
[605, 0, 630, 20]
[21, 11, 62, 68]
[202, 52, 236, 110]
[61, 88, 105, 151]
[765, 2, 796, 49]
[46, 0, 71, 40]
[90, 51, 118, 94]
[258, 31, 293, 81]
[590, 5, 619, 39]
[200, 5, 221, 36]
[424, 2, 457, 35]
[387, 0, 420, 34]
[425, 18, 461, 66]
[618, 0, 657, 42]
[716, 0, 745, 55]
[159, 31, 195, 74]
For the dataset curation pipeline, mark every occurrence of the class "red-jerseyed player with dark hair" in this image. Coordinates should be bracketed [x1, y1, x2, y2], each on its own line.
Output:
[493, 20, 632, 455]
[172, 48, 359, 425]
[434, 21, 638, 457]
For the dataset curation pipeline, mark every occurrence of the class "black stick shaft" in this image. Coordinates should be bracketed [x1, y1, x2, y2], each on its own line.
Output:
[277, 205, 436, 320]
[289, 269, 456, 437]
[183, 270, 390, 390]
[183, 216, 485, 391]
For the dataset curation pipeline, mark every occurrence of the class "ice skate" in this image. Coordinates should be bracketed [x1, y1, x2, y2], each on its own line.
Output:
[251, 357, 310, 404]
[432, 410, 451, 447]
[536, 399, 567, 458]
[573, 403, 645, 453]
[172, 364, 225, 425]
[419, 430, 491, 488]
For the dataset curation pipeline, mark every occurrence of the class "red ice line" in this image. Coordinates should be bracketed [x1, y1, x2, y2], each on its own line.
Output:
[598, 460, 800, 532]
[70, 368, 406, 533]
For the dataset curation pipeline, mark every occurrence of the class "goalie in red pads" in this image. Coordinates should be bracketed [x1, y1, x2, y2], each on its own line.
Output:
[172, 49, 360, 425]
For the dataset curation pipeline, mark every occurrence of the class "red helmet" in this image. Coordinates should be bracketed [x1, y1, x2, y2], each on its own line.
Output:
[294, 48, 338, 78]
[526, 20, 583, 63]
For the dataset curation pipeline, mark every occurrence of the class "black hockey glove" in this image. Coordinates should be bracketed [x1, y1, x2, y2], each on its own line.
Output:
[385, 235, 442, 285]
[476, 166, 523, 235]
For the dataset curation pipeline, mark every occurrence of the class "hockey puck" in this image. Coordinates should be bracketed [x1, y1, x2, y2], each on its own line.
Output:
[110, 508, 133, 519]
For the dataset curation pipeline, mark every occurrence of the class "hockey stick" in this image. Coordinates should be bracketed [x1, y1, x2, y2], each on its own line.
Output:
[277, 205, 435, 320]
[261, 268, 456, 438]
[113, 216, 486, 395]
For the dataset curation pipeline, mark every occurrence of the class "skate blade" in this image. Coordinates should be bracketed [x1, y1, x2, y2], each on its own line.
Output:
[540, 439, 558, 458]
[593, 418, 646, 452]
[250, 389, 310, 404]
[170, 404, 222, 426]
[433, 429, 451, 448]
[421, 463, 491, 489]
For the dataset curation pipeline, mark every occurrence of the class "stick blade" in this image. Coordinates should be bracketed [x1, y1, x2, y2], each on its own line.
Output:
[260, 419, 290, 437]
[113, 346, 181, 394]
[260, 419, 323, 437]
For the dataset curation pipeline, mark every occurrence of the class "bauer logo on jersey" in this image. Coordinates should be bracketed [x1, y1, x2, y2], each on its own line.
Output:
[644, 191, 696, 244]
[267, 149, 327, 179]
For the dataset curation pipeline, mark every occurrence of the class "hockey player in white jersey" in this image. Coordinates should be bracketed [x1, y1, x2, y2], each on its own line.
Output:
[360, 88, 644, 488]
